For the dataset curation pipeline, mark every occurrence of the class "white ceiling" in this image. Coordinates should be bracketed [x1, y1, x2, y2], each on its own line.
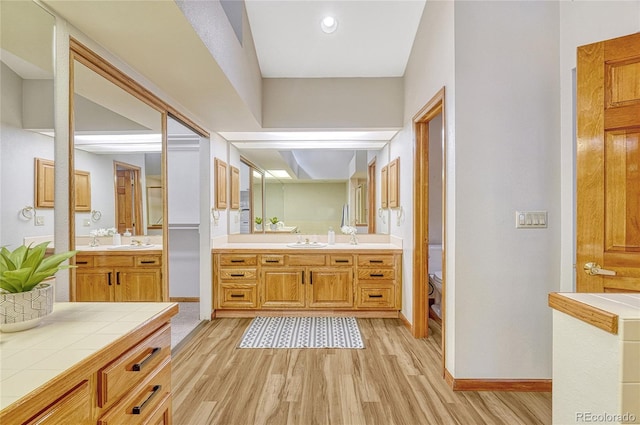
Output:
[245, 0, 426, 78]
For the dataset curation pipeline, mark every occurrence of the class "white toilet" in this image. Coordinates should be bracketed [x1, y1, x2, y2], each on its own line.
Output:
[428, 245, 443, 319]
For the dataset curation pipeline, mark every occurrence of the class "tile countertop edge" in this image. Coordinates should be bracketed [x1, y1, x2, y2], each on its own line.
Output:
[0, 302, 178, 414]
[548, 292, 640, 335]
[211, 243, 403, 252]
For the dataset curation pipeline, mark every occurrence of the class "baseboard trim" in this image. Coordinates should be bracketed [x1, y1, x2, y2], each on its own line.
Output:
[444, 373, 551, 392]
[398, 312, 412, 330]
[170, 297, 199, 302]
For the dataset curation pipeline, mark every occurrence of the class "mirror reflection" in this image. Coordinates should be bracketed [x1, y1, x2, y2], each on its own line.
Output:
[235, 146, 390, 235]
[72, 59, 163, 242]
[0, 1, 55, 249]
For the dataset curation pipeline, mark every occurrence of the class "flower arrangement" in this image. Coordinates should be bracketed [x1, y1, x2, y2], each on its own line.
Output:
[341, 225, 358, 245]
[90, 227, 118, 236]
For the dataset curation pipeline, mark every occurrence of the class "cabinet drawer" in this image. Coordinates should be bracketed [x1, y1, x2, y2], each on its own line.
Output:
[219, 254, 257, 266]
[98, 359, 171, 425]
[287, 254, 326, 266]
[98, 324, 171, 409]
[219, 268, 257, 280]
[95, 255, 135, 267]
[357, 284, 395, 309]
[26, 381, 91, 425]
[357, 255, 394, 267]
[219, 284, 258, 308]
[75, 256, 94, 268]
[261, 255, 284, 266]
[135, 256, 162, 267]
[357, 269, 395, 280]
[330, 255, 353, 266]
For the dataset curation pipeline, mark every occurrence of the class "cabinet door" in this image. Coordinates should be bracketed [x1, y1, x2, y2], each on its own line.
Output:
[116, 269, 162, 302]
[26, 381, 91, 425]
[307, 268, 353, 308]
[76, 268, 114, 301]
[261, 268, 305, 308]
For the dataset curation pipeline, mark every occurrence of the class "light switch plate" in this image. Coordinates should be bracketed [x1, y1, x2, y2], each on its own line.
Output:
[35, 216, 44, 226]
[516, 211, 547, 229]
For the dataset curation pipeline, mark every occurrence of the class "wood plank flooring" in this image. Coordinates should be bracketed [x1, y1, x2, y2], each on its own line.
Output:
[172, 318, 551, 425]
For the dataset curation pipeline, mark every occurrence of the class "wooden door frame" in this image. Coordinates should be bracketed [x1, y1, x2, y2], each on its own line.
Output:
[113, 161, 143, 236]
[412, 88, 446, 358]
[368, 158, 376, 234]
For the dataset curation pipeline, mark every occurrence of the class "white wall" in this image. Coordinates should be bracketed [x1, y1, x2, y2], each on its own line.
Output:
[558, 1, 640, 292]
[453, 1, 561, 378]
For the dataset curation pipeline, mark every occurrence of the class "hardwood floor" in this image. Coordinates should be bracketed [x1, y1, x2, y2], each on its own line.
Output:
[172, 318, 551, 425]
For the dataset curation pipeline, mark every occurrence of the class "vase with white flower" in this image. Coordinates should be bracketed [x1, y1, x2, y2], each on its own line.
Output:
[341, 225, 358, 245]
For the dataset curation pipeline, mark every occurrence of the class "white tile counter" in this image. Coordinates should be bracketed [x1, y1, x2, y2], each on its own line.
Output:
[549, 293, 640, 424]
[0, 302, 176, 410]
[211, 242, 402, 252]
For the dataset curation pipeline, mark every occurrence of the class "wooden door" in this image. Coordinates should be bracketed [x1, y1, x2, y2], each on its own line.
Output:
[307, 268, 353, 308]
[76, 269, 113, 301]
[577, 32, 640, 292]
[116, 170, 134, 234]
[116, 269, 162, 301]
[261, 268, 305, 308]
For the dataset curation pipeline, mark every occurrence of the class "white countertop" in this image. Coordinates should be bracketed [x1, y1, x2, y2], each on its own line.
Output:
[0, 302, 176, 410]
[212, 242, 402, 251]
[75, 244, 162, 252]
[555, 293, 640, 319]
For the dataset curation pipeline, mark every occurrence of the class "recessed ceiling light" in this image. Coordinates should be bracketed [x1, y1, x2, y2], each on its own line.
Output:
[320, 16, 338, 34]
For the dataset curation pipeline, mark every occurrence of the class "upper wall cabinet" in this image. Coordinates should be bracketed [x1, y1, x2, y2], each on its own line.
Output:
[35, 158, 55, 208]
[215, 158, 228, 209]
[388, 157, 399, 209]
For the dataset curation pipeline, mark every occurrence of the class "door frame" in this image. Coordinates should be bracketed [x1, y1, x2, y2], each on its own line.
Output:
[113, 161, 143, 236]
[368, 158, 376, 234]
[412, 88, 446, 359]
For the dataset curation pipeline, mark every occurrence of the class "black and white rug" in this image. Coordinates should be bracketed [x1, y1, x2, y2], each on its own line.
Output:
[238, 316, 364, 349]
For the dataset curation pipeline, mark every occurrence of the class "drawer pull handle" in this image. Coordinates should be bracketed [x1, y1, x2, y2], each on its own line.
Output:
[140, 260, 156, 264]
[368, 294, 383, 298]
[335, 259, 349, 263]
[302, 271, 305, 285]
[230, 273, 245, 277]
[265, 259, 279, 263]
[370, 273, 384, 277]
[230, 294, 245, 298]
[132, 347, 161, 372]
[116, 271, 121, 285]
[230, 259, 245, 263]
[369, 260, 384, 264]
[132, 384, 161, 415]
[108, 272, 112, 286]
[77, 261, 88, 265]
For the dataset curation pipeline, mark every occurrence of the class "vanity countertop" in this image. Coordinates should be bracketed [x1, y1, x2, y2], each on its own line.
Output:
[212, 242, 402, 252]
[75, 244, 162, 252]
[0, 302, 177, 410]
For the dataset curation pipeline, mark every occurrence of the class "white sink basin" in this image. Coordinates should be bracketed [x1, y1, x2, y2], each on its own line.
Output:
[286, 242, 327, 249]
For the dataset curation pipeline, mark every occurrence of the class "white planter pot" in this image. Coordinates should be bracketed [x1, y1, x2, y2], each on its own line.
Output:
[0, 280, 54, 332]
[270, 223, 278, 231]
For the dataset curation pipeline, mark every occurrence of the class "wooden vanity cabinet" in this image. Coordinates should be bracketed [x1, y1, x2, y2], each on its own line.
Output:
[75, 253, 162, 302]
[213, 249, 400, 315]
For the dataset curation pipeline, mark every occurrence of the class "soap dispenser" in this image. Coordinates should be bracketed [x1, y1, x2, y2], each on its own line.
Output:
[328, 226, 335, 245]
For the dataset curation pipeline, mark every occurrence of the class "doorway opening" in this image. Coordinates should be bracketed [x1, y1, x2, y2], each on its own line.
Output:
[413, 87, 446, 369]
[113, 161, 143, 236]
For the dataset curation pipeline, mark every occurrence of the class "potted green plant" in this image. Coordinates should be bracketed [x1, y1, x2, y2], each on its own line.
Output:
[269, 216, 279, 231]
[0, 242, 76, 332]
[254, 217, 262, 231]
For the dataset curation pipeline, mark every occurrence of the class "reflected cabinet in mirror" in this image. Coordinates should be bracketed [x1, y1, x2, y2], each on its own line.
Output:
[232, 146, 391, 235]
[70, 41, 166, 302]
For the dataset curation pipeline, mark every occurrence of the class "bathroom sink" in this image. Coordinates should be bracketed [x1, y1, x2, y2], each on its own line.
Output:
[286, 242, 327, 249]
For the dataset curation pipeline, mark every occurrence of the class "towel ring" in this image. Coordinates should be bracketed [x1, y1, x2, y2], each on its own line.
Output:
[20, 206, 34, 220]
[91, 210, 102, 222]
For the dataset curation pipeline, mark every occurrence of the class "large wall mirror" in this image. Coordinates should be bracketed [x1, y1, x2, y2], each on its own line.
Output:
[233, 145, 390, 235]
[0, 1, 55, 249]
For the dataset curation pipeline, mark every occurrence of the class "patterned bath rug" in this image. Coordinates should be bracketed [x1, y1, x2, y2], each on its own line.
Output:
[238, 316, 364, 349]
